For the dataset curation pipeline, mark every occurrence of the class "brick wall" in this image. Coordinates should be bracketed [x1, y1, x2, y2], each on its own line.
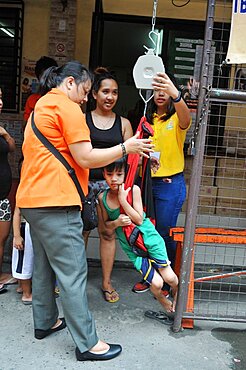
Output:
[48, 0, 77, 63]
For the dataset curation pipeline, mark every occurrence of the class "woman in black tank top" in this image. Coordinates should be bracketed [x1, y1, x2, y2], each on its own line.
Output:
[0, 87, 16, 287]
[84, 67, 133, 303]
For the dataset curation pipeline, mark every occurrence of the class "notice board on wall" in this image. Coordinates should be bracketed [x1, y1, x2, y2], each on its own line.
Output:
[166, 30, 215, 106]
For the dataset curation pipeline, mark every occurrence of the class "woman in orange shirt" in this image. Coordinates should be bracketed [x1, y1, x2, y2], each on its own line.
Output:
[16, 61, 153, 362]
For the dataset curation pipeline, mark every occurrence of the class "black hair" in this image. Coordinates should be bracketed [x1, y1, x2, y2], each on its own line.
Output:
[39, 61, 93, 95]
[87, 67, 118, 111]
[35, 56, 58, 80]
[22, 78, 29, 85]
[146, 72, 181, 123]
[104, 157, 127, 173]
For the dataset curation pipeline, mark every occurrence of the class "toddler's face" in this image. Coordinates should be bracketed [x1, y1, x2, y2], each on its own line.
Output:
[103, 168, 125, 191]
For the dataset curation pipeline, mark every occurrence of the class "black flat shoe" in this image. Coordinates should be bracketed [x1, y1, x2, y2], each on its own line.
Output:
[35, 317, 66, 339]
[75, 344, 122, 361]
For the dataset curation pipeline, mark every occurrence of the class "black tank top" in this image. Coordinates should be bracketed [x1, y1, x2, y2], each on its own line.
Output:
[86, 112, 123, 180]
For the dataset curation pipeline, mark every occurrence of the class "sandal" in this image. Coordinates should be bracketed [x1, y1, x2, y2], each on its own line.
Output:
[0, 283, 7, 295]
[101, 289, 120, 303]
[0, 277, 17, 285]
[144, 310, 174, 325]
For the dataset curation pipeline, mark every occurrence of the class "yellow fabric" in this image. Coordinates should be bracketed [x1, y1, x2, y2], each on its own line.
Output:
[16, 88, 90, 208]
[151, 112, 189, 177]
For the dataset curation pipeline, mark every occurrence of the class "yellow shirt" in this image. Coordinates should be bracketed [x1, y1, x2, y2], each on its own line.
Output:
[16, 88, 90, 208]
[151, 112, 189, 177]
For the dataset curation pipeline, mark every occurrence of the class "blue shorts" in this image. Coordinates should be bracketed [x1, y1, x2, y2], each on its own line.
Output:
[140, 257, 170, 284]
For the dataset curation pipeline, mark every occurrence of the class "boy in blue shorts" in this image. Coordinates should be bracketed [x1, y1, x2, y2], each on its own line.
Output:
[98, 158, 178, 313]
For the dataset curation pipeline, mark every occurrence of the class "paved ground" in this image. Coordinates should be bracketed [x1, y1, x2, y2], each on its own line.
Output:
[0, 262, 245, 370]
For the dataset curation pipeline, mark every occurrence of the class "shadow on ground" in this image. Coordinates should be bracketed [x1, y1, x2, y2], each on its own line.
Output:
[0, 262, 245, 370]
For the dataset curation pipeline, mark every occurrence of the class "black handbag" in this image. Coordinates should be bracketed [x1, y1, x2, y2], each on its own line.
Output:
[31, 113, 98, 231]
[80, 184, 98, 232]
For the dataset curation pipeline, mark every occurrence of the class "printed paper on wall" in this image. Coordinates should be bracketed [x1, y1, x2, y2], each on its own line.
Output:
[226, 0, 246, 64]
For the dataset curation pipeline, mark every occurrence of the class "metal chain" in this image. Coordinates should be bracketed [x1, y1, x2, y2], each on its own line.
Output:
[138, 0, 159, 116]
[151, 0, 158, 32]
[188, 85, 212, 156]
[198, 85, 212, 127]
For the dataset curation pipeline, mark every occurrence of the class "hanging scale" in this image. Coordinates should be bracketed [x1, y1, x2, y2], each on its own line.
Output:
[133, 0, 165, 115]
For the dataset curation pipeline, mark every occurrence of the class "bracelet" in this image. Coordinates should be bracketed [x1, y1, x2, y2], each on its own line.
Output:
[171, 91, 182, 103]
[120, 143, 127, 157]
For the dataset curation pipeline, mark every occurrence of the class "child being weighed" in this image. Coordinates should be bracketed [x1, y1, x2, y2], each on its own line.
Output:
[98, 158, 178, 313]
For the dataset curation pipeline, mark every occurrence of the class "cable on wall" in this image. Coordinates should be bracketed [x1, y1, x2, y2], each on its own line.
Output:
[172, 0, 191, 7]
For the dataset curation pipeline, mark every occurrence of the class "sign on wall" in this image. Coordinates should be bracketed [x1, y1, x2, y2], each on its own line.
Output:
[21, 58, 39, 111]
[167, 31, 216, 147]
[226, 0, 246, 64]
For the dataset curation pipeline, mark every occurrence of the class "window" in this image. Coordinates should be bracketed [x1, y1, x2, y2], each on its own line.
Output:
[0, 1, 24, 112]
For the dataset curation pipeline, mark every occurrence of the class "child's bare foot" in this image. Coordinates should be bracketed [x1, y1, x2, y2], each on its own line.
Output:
[172, 290, 178, 312]
[164, 299, 175, 313]
[156, 292, 174, 313]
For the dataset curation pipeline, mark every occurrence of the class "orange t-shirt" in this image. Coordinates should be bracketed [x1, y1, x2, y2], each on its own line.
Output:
[16, 88, 90, 208]
[23, 93, 41, 121]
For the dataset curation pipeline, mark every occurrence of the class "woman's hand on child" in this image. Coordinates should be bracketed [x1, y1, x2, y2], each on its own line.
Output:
[13, 236, 24, 250]
[124, 131, 154, 158]
[117, 214, 132, 227]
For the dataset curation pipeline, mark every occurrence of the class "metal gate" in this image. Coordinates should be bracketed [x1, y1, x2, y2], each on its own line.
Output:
[174, 0, 246, 331]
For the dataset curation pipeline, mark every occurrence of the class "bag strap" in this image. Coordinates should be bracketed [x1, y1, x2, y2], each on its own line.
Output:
[31, 112, 86, 203]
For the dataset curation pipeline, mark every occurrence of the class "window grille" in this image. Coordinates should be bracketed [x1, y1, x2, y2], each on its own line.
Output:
[0, 1, 24, 112]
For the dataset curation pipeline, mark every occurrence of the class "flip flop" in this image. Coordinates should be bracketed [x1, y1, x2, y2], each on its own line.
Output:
[144, 310, 174, 325]
[1, 277, 18, 285]
[22, 300, 32, 305]
[101, 289, 120, 303]
[0, 284, 7, 295]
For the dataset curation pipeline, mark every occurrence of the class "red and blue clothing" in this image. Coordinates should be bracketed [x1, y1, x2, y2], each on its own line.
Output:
[102, 189, 170, 284]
